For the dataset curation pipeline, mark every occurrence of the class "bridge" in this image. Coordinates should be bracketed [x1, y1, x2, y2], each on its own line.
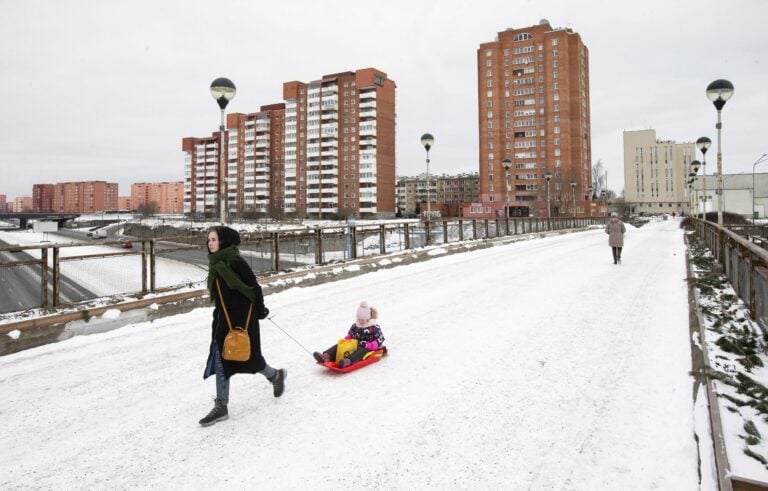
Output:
[0, 212, 80, 229]
[0, 218, 766, 489]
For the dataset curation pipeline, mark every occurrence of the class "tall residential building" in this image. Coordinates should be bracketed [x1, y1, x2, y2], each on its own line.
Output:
[623, 129, 695, 215]
[182, 134, 220, 216]
[118, 196, 132, 211]
[226, 104, 286, 216]
[182, 67, 396, 219]
[0, 194, 6, 213]
[477, 20, 591, 217]
[51, 181, 118, 213]
[131, 182, 185, 214]
[32, 184, 55, 212]
[12, 197, 32, 212]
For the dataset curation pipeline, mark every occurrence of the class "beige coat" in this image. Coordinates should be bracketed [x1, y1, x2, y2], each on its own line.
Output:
[605, 217, 626, 247]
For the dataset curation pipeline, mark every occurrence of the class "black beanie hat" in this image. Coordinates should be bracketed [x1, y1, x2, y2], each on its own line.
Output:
[211, 226, 241, 251]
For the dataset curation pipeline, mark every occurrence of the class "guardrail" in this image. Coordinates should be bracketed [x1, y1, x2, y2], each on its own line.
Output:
[1, 216, 602, 313]
[694, 219, 768, 330]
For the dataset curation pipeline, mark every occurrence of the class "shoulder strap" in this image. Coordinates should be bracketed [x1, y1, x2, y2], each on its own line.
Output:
[216, 279, 253, 332]
[215, 279, 233, 331]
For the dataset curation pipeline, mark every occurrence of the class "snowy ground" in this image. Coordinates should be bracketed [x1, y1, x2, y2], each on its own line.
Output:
[0, 219, 711, 489]
[0, 230, 206, 297]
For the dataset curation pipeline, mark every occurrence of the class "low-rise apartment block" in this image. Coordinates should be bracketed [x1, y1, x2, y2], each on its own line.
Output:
[396, 173, 480, 217]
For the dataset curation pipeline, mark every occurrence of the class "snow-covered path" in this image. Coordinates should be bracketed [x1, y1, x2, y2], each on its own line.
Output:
[0, 219, 700, 489]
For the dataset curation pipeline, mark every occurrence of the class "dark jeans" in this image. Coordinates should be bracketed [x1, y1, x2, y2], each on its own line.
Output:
[213, 342, 276, 404]
[322, 343, 368, 364]
[612, 246, 623, 263]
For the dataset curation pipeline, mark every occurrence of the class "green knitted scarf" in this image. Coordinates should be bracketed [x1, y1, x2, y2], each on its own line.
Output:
[207, 246, 256, 303]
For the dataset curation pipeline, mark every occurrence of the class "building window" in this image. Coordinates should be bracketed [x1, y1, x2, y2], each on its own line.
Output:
[486, 60, 492, 67]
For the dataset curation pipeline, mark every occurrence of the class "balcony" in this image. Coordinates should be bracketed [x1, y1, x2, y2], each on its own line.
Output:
[320, 139, 337, 148]
[359, 90, 376, 100]
[320, 112, 338, 122]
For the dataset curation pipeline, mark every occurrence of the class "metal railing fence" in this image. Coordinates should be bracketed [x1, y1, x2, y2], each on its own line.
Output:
[694, 219, 768, 329]
[1, 216, 602, 313]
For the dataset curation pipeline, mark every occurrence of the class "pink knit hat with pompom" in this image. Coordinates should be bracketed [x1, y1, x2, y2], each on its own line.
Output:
[355, 301, 373, 327]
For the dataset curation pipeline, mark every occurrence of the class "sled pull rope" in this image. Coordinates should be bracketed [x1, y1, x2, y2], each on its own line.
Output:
[266, 316, 313, 356]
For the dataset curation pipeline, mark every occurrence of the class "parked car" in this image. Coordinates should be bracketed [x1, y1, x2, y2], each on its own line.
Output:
[120, 241, 133, 249]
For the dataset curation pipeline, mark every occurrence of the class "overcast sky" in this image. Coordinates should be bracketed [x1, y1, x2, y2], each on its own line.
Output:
[1, 0, 766, 200]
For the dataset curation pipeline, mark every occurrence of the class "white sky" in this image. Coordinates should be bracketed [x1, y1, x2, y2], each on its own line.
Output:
[0, 219, 720, 488]
[1, 0, 767, 200]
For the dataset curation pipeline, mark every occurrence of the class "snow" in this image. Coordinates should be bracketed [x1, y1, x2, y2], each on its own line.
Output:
[688, 241, 768, 481]
[0, 230, 206, 297]
[0, 219, 717, 488]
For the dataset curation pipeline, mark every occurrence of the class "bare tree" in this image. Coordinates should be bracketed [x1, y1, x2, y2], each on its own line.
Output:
[137, 201, 158, 218]
[592, 160, 606, 198]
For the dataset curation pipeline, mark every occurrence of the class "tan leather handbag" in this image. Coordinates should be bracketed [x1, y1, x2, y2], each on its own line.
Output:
[215, 280, 253, 362]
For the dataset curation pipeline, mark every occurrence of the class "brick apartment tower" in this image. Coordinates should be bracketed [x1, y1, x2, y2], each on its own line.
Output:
[51, 181, 118, 213]
[32, 184, 55, 212]
[183, 68, 396, 219]
[226, 104, 286, 216]
[131, 182, 185, 214]
[478, 20, 591, 217]
[283, 68, 396, 218]
[182, 134, 221, 217]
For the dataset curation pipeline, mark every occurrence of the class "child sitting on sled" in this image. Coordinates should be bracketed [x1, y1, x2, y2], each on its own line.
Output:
[313, 301, 386, 368]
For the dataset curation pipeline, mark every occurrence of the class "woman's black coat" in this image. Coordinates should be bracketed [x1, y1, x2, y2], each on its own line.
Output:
[205, 255, 268, 379]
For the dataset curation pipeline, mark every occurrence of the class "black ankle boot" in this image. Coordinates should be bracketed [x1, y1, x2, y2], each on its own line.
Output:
[199, 399, 228, 426]
[271, 369, 287, 398]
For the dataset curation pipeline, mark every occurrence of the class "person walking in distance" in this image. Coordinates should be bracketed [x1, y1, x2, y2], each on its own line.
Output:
[199, 226, 286, 427]
[605, 212, 626, 265]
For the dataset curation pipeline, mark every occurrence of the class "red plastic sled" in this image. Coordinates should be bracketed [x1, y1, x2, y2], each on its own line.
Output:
[318, 346, 388, 373]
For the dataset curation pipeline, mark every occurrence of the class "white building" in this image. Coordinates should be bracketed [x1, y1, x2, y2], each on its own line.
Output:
[623, 129, 695, 215]
[692, 172, 768, 219]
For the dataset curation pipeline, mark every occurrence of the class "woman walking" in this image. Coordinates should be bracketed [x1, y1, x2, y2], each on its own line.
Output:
[200, 226, 286, 427]
[605, 212, 626, 265]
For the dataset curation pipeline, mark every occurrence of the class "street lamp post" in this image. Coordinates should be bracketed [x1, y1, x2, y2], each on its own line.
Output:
[690, 160, 701, 217]
[696, 137, 711, 220]
[503, 158, 512, 219]
[752, 153, 768, 220]
[687, 177, 694, 215]
[570, 180, 576, 217]
[210, 77, 236, 224]
[544, 171, 552, 218]
[706, 79, 734, 226]
[420, 133, 434, 243]
[601, 190, 607, 219]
